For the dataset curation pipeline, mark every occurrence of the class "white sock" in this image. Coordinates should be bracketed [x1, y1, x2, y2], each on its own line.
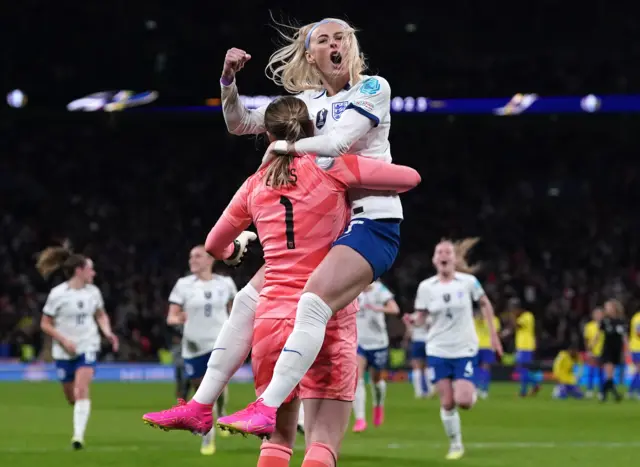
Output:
[373, 380, 387, 407]
[412, 369, 424, 397]
[353, 378, 366, 420]
[440, 408, 462, 445]
[298, 404, 305, 426]
[216, 386, 229, 416]
[193, 284, 258, 405]
[259, 293, 333, 408]
[73, 399, 91, 441]
[424, 368, 433, 394]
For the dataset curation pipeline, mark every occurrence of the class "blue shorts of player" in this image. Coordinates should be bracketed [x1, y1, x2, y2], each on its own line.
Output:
[333, 218, 401, 281]
[409, 341, 427, 361]
[516, 350, 534, 364]
[552, 384, 584, 399]
[476, 348, 496, 366]
[357, 347, 389, 370]
[184, 352, 212, 380]
[428, 356, 475, 384]
[55, 353, 97, 383]
[632, 352, 640, 364]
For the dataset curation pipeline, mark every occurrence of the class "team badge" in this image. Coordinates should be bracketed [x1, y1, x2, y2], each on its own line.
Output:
[332, 101, 348, 120]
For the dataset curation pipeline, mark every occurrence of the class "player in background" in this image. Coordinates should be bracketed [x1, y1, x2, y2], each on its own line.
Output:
[36, 245, 119, 450]
[213, 18, 408, 423]
[582, 307, 604, 398]
[474, 309, 501, 399]
[169, 326, 191, 400]
[352, 280, 400, 432]
[142, 96, 420, 467]
[408, 238, 502, 460]
[592, 299, 628, 402]
[551, 346, 584, 399]
[629, 309, 640, 399]
[165, 245, 237, 455]
[404, 311, 433, 399]
[502, 298, 539, 397]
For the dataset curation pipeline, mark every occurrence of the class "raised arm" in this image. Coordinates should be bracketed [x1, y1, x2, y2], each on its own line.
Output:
[326, 154, 421, 193]
[221, 80, 268, 135]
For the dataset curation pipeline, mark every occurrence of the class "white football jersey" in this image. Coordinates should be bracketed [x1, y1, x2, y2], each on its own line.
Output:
[43, 282, 104, 360]
[410, 320, 429, 342]
[169, 274, 237, 359]
[296, 75, 402, 220]
[414, 272, 485, 358]
[356, 280, 394, 350]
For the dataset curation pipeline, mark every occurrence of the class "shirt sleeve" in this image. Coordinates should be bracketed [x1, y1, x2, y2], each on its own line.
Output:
[414, 282, 430, 311]
[322, 154, 420, 193]
[377, 283, 394, 304]
[93, 287, 105, 310]
[292, 111, 374, 157]
[205, 179, 253, 260]
[226, 277, 238, 299]
[346, 76, 391, 127]
[168, 280, 185, 306]
[42, 291, 61, 317]
[469, 276, 486, 301]
[220, 81, 268, 135]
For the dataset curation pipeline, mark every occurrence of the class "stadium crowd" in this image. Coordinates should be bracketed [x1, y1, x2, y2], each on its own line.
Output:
[1, 112, 638, 363]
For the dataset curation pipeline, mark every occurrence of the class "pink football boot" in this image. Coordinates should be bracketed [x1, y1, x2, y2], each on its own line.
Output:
[142, 399, 213, 435]
[216, 399, 276, 439]
[352, 419, 367, 433]
[373, 406, 385, 427]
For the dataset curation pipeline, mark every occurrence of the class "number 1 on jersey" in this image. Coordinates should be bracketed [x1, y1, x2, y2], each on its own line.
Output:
[280, 195, 296, 249]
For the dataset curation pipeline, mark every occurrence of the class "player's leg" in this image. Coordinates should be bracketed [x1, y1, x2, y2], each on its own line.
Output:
[567, 384, 584, 399]
[431, 357, 464, 459]
[297, 402, 305, 435]
[254, 220, 400, 411]
[301, 399, 351, 467]
[143, 266, 265, 433]
[299, 318, 357, 467]
[257, 398, 299, 467]
[352, 351, 368, 432]
[633, 358, 640, 398]
[175, 363, 190, 400]
[194, 266, 265, 404]
[410, 356, 425, 398]
[72, 356, 96, 450]
[516, 351, 537, 396]
[370, 349, 388, 427]
[188, 354, 216, 455]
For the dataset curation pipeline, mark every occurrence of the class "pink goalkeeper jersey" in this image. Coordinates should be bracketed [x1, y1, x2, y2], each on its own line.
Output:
[205, 154, 420, 319]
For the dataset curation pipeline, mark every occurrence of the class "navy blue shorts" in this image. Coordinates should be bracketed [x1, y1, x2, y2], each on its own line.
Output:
[184, 352, 211, 380]
[409, 341, 427, 361]
[357, 346, 389, 370]
[333, 218, 401, 280]
[476, 348, 496, 366]
[55, 352, 97, 383]
[428, 356, 476, 384]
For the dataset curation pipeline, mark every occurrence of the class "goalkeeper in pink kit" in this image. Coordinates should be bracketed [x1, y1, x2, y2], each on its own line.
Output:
[143, 96, 420, 467]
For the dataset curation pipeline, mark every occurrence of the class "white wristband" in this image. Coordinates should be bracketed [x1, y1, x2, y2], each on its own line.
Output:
[273, 140, 289, 154]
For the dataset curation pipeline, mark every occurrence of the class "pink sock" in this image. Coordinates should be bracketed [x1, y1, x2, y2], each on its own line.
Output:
[301, 442, 337, 467]
[257, 442, 293, 467]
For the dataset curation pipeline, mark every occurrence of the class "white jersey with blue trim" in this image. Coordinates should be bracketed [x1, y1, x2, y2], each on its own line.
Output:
[414, 272, 486, 358]
[43, 282, 103, 360]
[356, 280, 394, 350]
[169, 274, 237, 359]
[296, 75, 402, 220]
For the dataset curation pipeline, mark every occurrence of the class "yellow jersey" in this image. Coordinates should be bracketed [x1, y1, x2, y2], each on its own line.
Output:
[475, 316, 501, 349]
[583, 320, 604, 357]
[630, 312, 640, 353]
[515, 311, 535, 351]
[553, 351, 577, 385]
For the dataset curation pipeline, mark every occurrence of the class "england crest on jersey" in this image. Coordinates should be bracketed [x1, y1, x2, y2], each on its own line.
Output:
[332, 101, 348, 120]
